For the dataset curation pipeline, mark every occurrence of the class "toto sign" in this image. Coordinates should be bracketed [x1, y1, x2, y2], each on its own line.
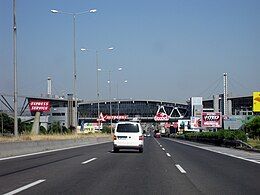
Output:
[201, 112, 222, 128]
[29, 100, 51, 112]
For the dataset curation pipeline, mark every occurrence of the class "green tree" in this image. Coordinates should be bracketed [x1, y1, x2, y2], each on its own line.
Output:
[245, 116, 260, 139]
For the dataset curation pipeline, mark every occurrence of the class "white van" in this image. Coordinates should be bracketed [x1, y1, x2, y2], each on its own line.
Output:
[113, 122, 144, 153]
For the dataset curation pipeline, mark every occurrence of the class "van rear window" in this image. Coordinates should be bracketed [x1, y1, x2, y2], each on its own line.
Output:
[117, 124, 139, 133]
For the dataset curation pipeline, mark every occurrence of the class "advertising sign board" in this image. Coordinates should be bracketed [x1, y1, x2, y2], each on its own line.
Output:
[253, 92, 260, 112]
[223, 115, 246, 130]
[29, 100, 50, 112]
[154, 112, 170, 121]
[201, 112, 222, 128]
[190, 117, 201, 129]
[98, 113, 128, 121]
[178, 120, 191, 132]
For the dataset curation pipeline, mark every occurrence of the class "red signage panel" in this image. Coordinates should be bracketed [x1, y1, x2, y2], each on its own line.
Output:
[29, 100, 51, 112]
[154, 112, 170, 121]
[201, 112, 222, 128]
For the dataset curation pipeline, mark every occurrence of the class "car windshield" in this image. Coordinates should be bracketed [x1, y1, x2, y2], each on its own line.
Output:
[116, 124, 139, 133]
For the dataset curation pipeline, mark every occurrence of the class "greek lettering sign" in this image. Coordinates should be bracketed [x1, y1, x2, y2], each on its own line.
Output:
[201, 112, 222, 128]
[29, 100, 50, 112]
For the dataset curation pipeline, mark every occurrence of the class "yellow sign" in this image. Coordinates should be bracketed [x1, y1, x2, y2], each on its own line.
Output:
[253, 92, 260, 112]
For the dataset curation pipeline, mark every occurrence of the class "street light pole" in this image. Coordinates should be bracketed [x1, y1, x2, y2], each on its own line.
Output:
[51, 8, 96, 128]
[108, 70, 112, 135]
[96, 51, 100, 130]
[117, 80, 127, 121]
[80, 47, 114, 131]
[13, 0, 18, 136]
[73, 14, 77, 129]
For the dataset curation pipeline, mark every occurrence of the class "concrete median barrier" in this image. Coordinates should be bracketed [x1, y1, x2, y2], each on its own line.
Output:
[0, 136, 112, 158]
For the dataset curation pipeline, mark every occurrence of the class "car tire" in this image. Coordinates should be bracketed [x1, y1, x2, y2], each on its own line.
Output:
[113, 147, 119, 153]
[139, 148, 143, 153]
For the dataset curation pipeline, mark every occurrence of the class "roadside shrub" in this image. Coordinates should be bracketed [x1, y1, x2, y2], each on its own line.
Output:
[39, 126, 47, 135]
[244, 116, 260, 139]
[101, 125, 111, 134]
[184, 130, 247, 142]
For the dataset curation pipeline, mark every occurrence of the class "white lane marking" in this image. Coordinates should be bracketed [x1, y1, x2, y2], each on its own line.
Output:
[3, 179, 46, 195]
[0, 141, 110, 161]
[169, 139, 260, 165]
[162, 148, 165, 151]
[160, 145, 162, 147]
[81, 158, 97, 164]
[166, 153, 171, 157]
[176, 164, 186, 174]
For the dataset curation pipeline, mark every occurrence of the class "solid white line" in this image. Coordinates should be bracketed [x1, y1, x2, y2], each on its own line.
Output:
[169, 139, 260, 165]
[81, 158, 97, 164]
[0, 141, 110, 161]
[176, 164, 186, 174]
[166, 153, 171, 157]
[3, 179, 46, 195]
[162, 148, 165, 151]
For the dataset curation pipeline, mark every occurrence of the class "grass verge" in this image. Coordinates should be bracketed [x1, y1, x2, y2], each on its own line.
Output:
[0, 133, 110, 143]
[247, 139, 260, 149]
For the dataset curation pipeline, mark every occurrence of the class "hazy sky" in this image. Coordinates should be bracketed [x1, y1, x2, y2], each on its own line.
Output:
[1, 0, 259, 103]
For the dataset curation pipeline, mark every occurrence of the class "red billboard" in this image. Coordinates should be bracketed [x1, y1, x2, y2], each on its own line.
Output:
[201, 112, 222, 128]
[29, 100, 51, 112]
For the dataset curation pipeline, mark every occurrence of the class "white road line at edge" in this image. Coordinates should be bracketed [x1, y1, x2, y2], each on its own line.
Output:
[81, 158, 97, 164]
[0, 142, 109, 161]
[176, 164, 186, 174]
[3, 179, 46, 195]
[166, 153, 171, 157]
[162, 148, 165, 151]
[170, 139, 260, 165]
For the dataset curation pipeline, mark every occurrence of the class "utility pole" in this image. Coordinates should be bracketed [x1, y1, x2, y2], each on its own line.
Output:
[223, 73, 228, 116]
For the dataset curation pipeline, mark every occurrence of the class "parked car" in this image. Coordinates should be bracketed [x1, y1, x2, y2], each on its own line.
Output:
[113, 121, 144, 153]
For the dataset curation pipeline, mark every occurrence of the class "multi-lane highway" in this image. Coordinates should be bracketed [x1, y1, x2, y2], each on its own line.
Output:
[0, 137, 260, 195]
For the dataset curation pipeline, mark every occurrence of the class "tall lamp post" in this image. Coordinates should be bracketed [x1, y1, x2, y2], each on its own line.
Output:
[13, 0, 18, 136]
[51, 8, 97, 128]
[101, 67, 122, 134]
[117, 80, 128, 120]
[80, 47, 114, 130]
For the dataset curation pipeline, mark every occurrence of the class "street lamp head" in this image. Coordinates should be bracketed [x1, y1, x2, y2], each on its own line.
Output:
[107, 80, 111, 84]
[51, 9, 59, 13]
[108, 47, 114, 50]
[89, 9, 97, 13]
[80, 48, 87, 51]
[118, 67, 122, 71]
[124, 80, 128, 83]
[97, 68, 102, 71]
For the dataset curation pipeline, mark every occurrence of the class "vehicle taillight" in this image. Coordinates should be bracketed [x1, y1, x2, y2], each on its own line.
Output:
[139, 135, 144, 140]
[113, 135, 117, 140]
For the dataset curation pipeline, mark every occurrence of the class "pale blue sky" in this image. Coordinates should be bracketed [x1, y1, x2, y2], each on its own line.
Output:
[1, 0, 259, 103]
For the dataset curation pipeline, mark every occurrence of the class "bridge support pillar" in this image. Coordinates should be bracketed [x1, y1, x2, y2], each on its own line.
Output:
[31, 111, 40, 135]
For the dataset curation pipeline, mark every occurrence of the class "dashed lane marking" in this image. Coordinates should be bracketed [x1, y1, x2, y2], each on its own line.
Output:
[81, 158, 97, 165]
[3, 179, 46, 195]
[175, 164, 186, 174]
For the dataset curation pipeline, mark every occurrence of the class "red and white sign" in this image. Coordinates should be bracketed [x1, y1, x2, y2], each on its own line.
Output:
[154, 112, 170, 121]
[190, 117, 201, 129]
[29, 100, 50, 112]
[201, 112, 222, 128]
[98, 112, 128, 121]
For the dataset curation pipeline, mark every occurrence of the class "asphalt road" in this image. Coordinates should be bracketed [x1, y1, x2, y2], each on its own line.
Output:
[0, 138, 260, 195]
